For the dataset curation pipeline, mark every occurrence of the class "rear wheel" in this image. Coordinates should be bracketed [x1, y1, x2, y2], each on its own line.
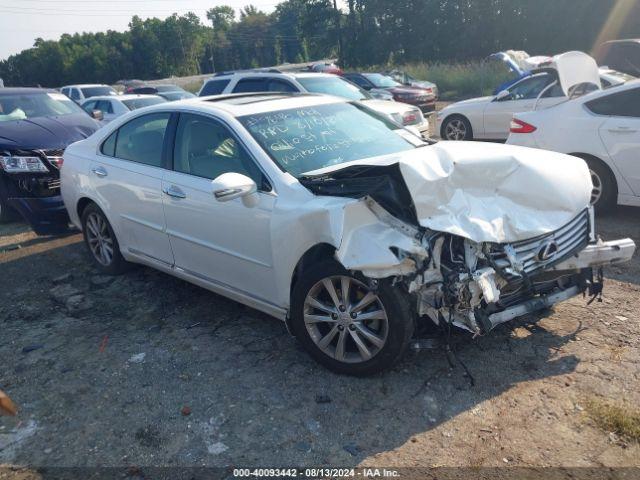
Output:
[441, 115, 473, 141]
[290, 261, 414, 376]
[81, 203, 129, 275]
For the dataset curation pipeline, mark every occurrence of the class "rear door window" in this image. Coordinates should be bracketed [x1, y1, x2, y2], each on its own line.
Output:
[200, 79, 230, 96]
[113, 113, 171, 167]
[233, 78, 268, 93]
[586, 87, 640, 117]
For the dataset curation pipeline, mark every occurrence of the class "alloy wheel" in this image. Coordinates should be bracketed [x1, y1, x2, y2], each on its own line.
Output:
[589, 168, 603, 206]
[444, 119, 467, 140]
[303, 275, 389, 364]
[85, 212, 114, 266]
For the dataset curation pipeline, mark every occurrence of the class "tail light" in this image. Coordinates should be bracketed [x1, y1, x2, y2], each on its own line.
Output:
[402, 112, 419, 125]
[510, 118, 537, 134]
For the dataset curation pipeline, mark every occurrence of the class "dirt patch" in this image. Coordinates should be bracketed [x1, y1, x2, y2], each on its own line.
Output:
[0, 207, 639, 469]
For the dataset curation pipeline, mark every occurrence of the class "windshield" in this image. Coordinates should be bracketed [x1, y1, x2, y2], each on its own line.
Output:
[0, 91, 85, 122]
[155, 85, 182, 92]
[122, 97, 167, 110]
[363, 73, 401, 88]
[239, 102, 416, 177]
[298, 77, 369, 101]
[81, 86, 116, 97]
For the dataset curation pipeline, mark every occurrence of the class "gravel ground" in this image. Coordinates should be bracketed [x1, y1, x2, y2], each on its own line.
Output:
[1, 206, 639, 474]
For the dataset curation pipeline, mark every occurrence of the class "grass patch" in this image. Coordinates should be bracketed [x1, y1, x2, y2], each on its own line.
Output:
[585, 397, 640, 442]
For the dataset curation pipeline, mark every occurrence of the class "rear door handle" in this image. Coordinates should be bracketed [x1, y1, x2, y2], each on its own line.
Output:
[162, 185, 187, 199]
[91, 166, 107, 177]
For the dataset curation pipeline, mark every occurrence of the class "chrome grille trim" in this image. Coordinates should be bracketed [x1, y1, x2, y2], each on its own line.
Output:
[490, 209, 590, 275]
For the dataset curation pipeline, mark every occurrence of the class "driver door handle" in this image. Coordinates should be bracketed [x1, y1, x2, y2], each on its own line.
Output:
[91, 166, 107, 177]
[162, 185, 187, 199]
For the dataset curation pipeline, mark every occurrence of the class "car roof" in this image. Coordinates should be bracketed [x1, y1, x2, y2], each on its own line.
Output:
[82, 94, 159, 102]
[0, 87, 56, 95]
[208, 71, 336, 81]
[149, 92, 347, 117]
[602, 39, 640, 45]
[62, 84, 112, 88]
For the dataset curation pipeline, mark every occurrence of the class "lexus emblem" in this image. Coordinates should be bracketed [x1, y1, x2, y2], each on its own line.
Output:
[536, 241, 559, 262]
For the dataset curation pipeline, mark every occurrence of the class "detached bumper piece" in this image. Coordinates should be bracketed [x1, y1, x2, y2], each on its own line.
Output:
[8, 195, 70, 235]
[552, 238, 636, 270]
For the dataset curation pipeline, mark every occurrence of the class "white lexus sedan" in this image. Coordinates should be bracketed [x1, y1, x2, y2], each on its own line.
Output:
[61, 93, 635, 375]
[507, 80, 640, 212]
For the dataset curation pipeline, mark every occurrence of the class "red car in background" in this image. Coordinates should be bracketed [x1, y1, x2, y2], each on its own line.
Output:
[309, 62, 344, 75]
[343, 72, 436, 112]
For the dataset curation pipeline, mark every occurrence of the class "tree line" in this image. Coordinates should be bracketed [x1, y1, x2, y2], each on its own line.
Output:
[0, 0, 636, 88]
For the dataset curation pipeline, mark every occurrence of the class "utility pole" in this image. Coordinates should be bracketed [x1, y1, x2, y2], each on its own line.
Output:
[333, 0, 343, 65]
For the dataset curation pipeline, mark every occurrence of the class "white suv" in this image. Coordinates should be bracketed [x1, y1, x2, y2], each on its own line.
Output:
[61, 84, 118, 104]
[199, 71, 430, 138]
[60, 93, 634, 375]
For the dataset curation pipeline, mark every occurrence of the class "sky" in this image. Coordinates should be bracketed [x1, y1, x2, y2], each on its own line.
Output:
[0, 0, 283, 61]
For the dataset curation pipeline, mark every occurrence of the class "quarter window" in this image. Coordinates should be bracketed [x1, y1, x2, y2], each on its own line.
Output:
[113, 113, 170, 167]
[267, 79, 297, 92]
[173, 113, 266, 188]
[101, 130, 117, 157]
[585, 88, 640, 117]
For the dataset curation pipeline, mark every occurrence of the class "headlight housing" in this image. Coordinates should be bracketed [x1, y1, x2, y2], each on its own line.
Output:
[0, 155, 49, 173]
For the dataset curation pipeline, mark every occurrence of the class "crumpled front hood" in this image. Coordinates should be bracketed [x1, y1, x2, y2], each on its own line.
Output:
[399, 142, 592, 243]
[304, 142, 592, 244]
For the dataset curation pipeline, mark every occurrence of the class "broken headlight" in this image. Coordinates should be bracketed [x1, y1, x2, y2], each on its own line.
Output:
[0, 155, 49, 173]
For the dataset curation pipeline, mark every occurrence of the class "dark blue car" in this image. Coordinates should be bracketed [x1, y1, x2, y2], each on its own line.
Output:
[0, 88, 100, 234]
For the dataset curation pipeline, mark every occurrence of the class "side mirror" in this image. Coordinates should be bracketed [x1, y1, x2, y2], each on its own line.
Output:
[91, 109, 104, 121]
[211, 172, 258, 208]
[495, 90, 511, 101]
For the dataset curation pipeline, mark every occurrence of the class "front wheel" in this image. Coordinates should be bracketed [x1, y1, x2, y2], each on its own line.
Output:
[441, 115, 473, 141]
[0, 196, 17, 224]
[290, 261, 414, 376]
[81, 203, 129, 275]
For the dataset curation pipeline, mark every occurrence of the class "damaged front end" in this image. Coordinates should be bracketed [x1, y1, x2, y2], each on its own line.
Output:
[0, 149, 70, 234]
[300, 161, 635, 336]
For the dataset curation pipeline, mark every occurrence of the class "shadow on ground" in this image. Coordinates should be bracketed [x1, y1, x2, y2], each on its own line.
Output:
[0, 239, 584, 468]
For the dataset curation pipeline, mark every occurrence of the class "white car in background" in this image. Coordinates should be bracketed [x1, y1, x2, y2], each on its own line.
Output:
[61, 84, 118, 104]
[437, 52, 633, 141]
[199, 71, 429, 138]
[507, 80, 640, 212]
[80, 94, 167, 124]
[60, 93, 633, 375]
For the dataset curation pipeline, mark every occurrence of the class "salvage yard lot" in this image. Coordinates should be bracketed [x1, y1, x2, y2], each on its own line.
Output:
[1, 207, 639, 469]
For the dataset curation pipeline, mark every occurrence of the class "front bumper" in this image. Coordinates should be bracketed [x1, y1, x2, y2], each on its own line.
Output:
[485, 238, 635, 330]
[8, 195, 70, 235]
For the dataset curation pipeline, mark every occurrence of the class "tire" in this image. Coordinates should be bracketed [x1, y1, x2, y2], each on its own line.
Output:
[584, 158, 617, 213]
[81, 203, 129, 275]
[441, 115, 473, 141]
[290, 260, 414, 376]
[0, 195, 18, 224]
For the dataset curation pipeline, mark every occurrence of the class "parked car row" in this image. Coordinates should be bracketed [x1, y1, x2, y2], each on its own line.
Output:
[1, 55, 636, 375]
[436, 50, 639, 213]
